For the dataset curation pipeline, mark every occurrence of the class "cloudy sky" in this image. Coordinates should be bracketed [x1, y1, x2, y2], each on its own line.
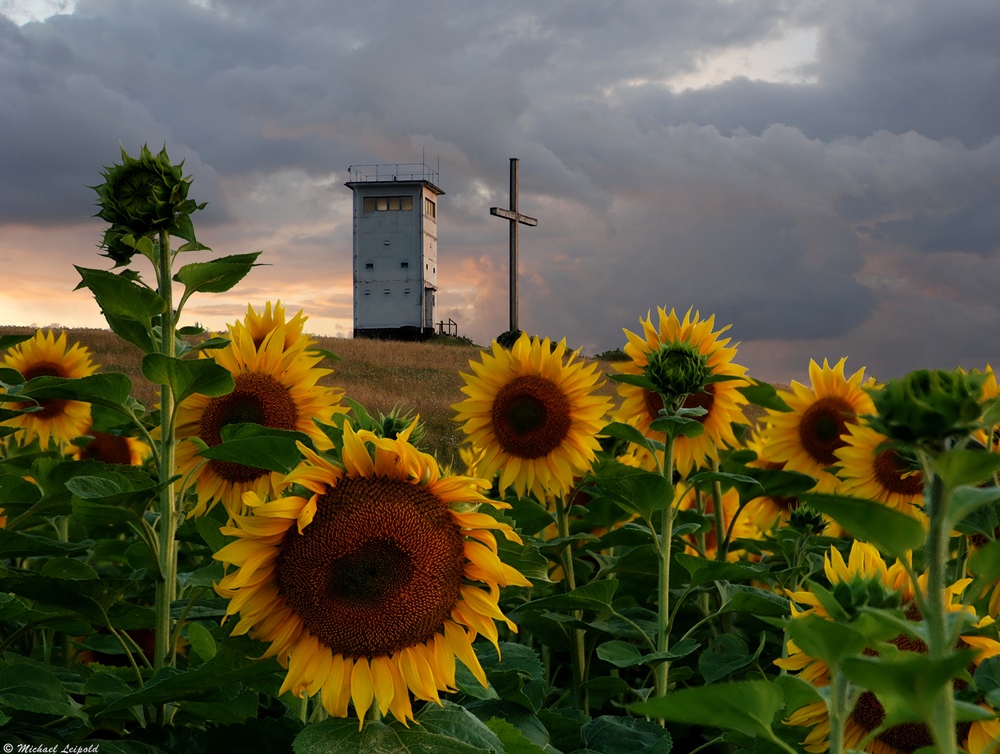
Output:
[1, 0, 998, 383]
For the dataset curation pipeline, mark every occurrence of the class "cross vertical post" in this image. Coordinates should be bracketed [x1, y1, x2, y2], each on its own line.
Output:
[490, 158, 538, 334]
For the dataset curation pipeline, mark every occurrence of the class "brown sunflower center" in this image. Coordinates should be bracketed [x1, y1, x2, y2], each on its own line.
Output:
[20, 361, 69, 419]
[872, 449, 924, 497]
[199, 372, 298, 483]
[491, 375, 571, 459]
[798, 396, 853, 466]
[80, 432, 134, 465]
[274, 476, 465, 658]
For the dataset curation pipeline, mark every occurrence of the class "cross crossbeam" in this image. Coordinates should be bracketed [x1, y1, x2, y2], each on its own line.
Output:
[490, 158, 538, 334]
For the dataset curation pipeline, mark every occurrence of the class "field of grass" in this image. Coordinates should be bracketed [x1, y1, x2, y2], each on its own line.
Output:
[0, 326, 628, 463]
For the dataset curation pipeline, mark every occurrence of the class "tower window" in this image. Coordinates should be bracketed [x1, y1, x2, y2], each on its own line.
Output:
[365, 262, 374, 270]
[363, 196, 413, 212]
[384, 288, 390, 295]
[404, 287, 411, 294]
[424, 198, 436, 218]
[400, 261, 408, 268]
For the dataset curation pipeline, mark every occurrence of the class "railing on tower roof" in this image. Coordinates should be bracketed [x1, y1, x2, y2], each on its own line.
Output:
[347, 163, 440, 184]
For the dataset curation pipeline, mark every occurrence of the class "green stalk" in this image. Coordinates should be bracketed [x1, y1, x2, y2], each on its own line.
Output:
[922, 465, 958, 754]
[827, 667, 851, 754]
[654, 430, 676, 701]
[153, 228, 178, 677]
[554, 494, 588, 712]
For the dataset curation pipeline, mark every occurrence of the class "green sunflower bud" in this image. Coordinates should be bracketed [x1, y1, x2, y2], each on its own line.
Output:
[869, 369, 986, 449]
[91, 145, 204, 259]
[644, 343, 710, 403]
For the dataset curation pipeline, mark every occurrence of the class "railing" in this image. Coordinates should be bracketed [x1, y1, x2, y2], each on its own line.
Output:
[436, 318, 458, 337]
[348, 163, 440, 184]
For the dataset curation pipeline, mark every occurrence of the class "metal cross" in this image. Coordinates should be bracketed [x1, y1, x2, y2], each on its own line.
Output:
[490, 158, 538, 334]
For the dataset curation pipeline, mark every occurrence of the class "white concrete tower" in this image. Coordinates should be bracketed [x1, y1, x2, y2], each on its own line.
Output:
[346, 163, 444, 339]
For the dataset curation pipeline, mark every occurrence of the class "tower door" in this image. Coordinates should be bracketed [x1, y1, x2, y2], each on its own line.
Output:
[423, 288, 435, 330]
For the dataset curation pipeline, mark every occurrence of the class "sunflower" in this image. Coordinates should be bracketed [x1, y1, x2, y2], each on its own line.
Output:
[741, 427, 815, 534]
[834, 421, 926, 522]
[451, 333, 611, 500]
[214, 422, 532, 726]
[2, 330, 98, 449]
[71, 424, 151, 466]
[175, 309, 346, 516]
[777, 542, 1000, 753]
[974, 365, 999, 451]
[614, 308, 748, 478]
[241, 300, 309, 351]
[758, 358, 874, 493]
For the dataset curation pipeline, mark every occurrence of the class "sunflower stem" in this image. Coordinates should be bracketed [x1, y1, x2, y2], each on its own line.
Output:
[554, 494, 588, 712]
[153, 228, 179, 711]
[827, 665, 851, 754]
[653, 426, 676, 708]
[922, 458, 959, 754]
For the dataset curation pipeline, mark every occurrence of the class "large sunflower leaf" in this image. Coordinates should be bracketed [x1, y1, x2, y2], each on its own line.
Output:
[969, 539, 1000, 581]
[736, 379, 792, 412]
[141, 352, 234, 406]
[800, 493, 925, 558]
[174, 252, 263, 296]
[0, 529, 91, 559]
[629, 679, 787, 743]
[589, 470, 673, 521]
[932, 448, 1000, 489]
[75, 266, 166, 353]
[674, 552, 769, 587]
[0, 332, 35, 351]
[484, 717, 549, 754]
[416, 702, 505, 753]
[11, 373, 136, 420]
[949, 485, 1000, 528]
[293, 719, 487, 754]
[194, 423, 310, 474]
[580, 715, 673, 754]
[0, 663, 86, 719]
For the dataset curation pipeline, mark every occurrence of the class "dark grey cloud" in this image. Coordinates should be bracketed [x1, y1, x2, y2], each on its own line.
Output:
[1, 0, 999, 382]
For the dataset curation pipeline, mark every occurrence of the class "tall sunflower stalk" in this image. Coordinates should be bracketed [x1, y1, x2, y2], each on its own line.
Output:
[867, 369, 995, 754]
[87, 146, 248, 695]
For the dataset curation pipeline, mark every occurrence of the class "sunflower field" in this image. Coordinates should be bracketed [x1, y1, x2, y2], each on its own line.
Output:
[2, 147, 1000, 754]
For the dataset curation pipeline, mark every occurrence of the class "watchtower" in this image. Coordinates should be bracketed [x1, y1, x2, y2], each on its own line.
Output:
[346, 163, 444, 339]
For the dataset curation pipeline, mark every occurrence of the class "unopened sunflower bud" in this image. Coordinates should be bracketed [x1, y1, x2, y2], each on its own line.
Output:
[643, 343, 710, 403]
[92, 145, 202, 260]
[869, 369, 986, 449]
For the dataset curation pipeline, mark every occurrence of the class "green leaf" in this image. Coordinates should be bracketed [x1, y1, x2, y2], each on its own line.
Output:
[950, 485, 1000, 528]
[195, 423, 309, 474]
[609, 373, 657, 391]
[630, 679, 785, 741]
[521, 579, 620, 613]
[99, 635, 281, 712]
[801, 493, 925, 558]
[596, 641, 645, 668]
[736, 380, 792, 412]
[186, 622, 218, 662]
[293, 718, 487, 754]
[580, 715, 673, 753]
[0, 529, 90, 559]
[649, 414, 705, 439]
[698, 634, 752, 684]
[39, 558, 99, 580]
[75, 266, 166, 352]
[786, 614, 869, 667]
[0, 663, 85, 718]
[185, 336, 231, 353]
[477, 643, 546, 713]
[142, 352, 234, 406]
[484, 718, 549, 754]
[841, 648, 979, 724]
[174, 252, 263, 295]
[685, 470, 763, 493]
[674, 552, 768, 587]
[0, 332, 35, 351]
[721, 585, 791, 617]
[591, 470, 673, 520]
[773, 675, 822, 716]
[16, 373, 135, 420]
[932, 448, 1000, 489]
[417, 702, 505, 753]
[969, 540, 1000, 581]
[598, 421, 661, 454]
